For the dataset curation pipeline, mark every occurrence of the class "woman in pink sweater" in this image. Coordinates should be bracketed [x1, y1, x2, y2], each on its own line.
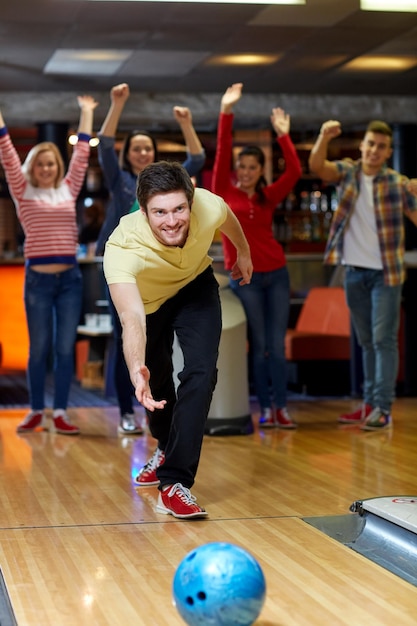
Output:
[212, 83, 302, 429]
[0, 95, 98, 435]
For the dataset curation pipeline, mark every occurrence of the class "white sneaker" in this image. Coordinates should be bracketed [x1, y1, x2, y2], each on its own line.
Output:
[118, 413, 143, 435]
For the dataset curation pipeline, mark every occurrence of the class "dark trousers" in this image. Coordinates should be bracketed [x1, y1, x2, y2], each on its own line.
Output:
[145, 267, 222, 489]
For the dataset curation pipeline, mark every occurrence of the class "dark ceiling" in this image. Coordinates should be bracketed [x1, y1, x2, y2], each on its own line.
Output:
[2, 0, 417, 94]
[1, 0, 417, 129]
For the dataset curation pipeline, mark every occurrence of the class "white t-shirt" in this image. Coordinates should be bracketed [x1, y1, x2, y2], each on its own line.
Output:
[343, 172, 383, 269]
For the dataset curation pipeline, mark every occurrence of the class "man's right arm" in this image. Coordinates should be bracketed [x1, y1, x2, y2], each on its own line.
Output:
[108, 282, 166, 411]
[308, 120, 343, 182]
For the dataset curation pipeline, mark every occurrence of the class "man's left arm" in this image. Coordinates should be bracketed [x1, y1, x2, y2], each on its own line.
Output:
[407, 179, 417, 196]
[404, 178, 417, 226]
[218, 206, 253, 285]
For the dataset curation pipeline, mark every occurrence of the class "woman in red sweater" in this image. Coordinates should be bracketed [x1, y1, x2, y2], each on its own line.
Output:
[212, 83, 302, 429]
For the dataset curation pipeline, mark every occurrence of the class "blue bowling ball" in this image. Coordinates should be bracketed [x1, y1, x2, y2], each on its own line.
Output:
[172, 541, 266, 625]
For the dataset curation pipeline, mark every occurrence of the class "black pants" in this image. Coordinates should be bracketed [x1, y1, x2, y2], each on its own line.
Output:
[145, 267, 222, 489]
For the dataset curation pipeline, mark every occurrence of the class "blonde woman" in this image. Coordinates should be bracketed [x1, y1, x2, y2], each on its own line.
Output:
[0, 95, 98, 435]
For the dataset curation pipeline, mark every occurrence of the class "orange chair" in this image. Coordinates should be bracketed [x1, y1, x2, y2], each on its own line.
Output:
[285, 286, 351, 395]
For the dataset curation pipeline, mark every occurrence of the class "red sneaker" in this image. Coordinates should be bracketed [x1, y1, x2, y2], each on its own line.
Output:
[276, 408, 297, 429]
[338, 403, 372, 424]
[156, 483, 208, 519]
[51, 410, 80, 435]
[135, 448, 165, 486]
[17, 411, 46, 433]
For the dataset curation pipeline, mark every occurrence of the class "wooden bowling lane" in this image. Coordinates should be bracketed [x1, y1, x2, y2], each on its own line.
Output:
[0, 518, 416, 625]
[0, 399, 416, 624]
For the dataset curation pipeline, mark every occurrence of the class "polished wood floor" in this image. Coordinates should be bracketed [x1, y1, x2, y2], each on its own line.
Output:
[0, 398, 417, 625]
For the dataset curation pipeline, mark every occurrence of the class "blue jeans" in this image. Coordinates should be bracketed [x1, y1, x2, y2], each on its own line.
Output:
[230, 266, 290, 410]
[344, 267, 402, 413]
[24, 266, 83, 411]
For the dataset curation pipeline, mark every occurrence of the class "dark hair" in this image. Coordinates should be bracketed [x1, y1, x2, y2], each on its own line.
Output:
[119, 129, 159, 173]
[137, 161, 195, 213]
[366, 120, 393, 141]
[238, 145, 268, 202]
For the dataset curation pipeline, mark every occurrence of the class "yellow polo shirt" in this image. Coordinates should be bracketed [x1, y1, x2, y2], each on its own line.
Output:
[103, 187, 228, 314]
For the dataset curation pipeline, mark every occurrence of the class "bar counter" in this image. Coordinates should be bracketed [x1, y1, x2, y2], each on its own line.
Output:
[0, 257, 108, 372]
[3, 251, 417, 395]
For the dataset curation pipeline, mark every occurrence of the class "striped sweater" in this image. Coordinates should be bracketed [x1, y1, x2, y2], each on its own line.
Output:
[0, 127, 90, 264]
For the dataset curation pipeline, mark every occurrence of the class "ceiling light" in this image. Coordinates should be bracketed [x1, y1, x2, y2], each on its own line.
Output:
[68, 135, 100, 147]
[361, 0, 417, 11]
[207, 54, 280, 66]
[88, 0, 305, 3]
[342, 56, 417, 71]
[44, 49, 132, 75]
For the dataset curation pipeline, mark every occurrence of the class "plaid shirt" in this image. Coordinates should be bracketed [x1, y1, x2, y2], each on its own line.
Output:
[324, 159, 417, 286]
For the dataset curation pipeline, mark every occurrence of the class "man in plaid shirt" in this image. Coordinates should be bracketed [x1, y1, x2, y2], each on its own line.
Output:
[309, 119, 417, 430]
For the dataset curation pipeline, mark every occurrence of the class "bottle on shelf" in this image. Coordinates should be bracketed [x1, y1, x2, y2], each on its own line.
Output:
[322, 210, 333, 240]
[285, 192, 297, 212]
[320, 191, 329, 212]
[302, 216, 312, 242]
[311, 213, 321, 242]
[300, 191, 309, 212]
[330, 187, 339, 211]
[309, 185, 322, 212]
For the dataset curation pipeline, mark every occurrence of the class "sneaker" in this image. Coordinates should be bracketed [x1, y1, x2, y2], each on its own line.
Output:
[17, 411, 46, 433]
[276, 408, 297, 430]
[51, 410, 80, 435]
[156, 483, 208, 519]
[338, 403, 373, 424]
[360, 407, 392, 431]
[134, 448, 165, 486]
[259, 408, 274, 428]
[118, 413, 143, 435]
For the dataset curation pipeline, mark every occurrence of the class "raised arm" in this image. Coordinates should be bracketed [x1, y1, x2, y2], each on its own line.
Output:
[219, 206, 253, 285]
[99, 83, 130, 137]
[220, 82, 243, 114]
[270, 106, 290, 138]
[173, 106, 203, 156]
[173, 106, 206, 177]
[267, 108, 302, 202]
[308, 120, 343, 182]
[0, 107, 30, 204]
[407, 179, 417, 196]
[77, 95, 99, 136]
[108, 282, 167, 411]
[211, 83, 243, 195]
[403, 179, 417, 226]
